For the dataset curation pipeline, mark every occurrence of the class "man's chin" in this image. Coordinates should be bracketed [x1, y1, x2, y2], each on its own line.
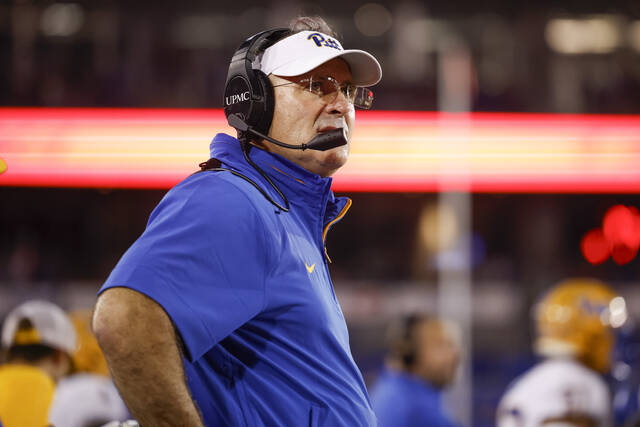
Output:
[319, 149, 349, 175]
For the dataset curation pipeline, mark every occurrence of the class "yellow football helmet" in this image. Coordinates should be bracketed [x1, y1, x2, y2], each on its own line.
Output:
[534, 278, 628, 374]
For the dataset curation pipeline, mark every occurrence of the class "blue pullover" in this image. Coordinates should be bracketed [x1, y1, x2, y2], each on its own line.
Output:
[371, 369, 458, 427]
[100, 133, 374, 426]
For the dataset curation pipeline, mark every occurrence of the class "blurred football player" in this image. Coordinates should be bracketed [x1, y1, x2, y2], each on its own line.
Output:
[497, 278, 628, 427]
[0, 300, 76, 427]
[370, 314, 461, 427]
[48, 309, 129, 427]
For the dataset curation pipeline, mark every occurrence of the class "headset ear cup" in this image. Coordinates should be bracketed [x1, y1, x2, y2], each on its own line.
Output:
[224, 29, 289, 138]
[252, 70, 275, 136]
[403, 348, 416, 368]
[395, 314, 422, 369]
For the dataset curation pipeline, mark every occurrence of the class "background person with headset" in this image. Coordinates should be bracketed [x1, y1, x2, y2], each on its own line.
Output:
[92, 15, 382, 426]
[370, 313, 462, 427]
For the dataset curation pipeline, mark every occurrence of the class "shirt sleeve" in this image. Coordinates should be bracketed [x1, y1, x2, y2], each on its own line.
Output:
[99, 174, 273, 362]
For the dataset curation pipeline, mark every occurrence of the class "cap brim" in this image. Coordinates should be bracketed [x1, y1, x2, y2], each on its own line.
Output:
[270, 49, 382, 87]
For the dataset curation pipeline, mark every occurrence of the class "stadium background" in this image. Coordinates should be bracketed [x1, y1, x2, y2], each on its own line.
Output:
[2, 0, 640, 425]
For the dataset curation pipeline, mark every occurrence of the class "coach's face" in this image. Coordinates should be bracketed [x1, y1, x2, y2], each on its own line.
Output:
[265, 58, 355, 177]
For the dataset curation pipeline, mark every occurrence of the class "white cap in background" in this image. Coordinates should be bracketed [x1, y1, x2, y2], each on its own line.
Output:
[1, 300, 77, 355]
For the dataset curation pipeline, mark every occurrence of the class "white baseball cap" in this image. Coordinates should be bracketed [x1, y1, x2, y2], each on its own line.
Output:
[1, 300, 77, 355]
[260, 30, 382, 87]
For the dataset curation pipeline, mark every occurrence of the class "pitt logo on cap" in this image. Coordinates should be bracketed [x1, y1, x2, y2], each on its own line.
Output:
[307, 33, 341, 50]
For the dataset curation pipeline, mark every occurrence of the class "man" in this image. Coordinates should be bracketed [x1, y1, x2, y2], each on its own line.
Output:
[92, 16, 382, 426]
[497, 278, 625, 427]
[370, 314, 461, 427]
[0, 300, 77, 427]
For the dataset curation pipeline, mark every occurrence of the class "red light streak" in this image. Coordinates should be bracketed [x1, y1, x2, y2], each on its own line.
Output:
[1, 108, 640, 192]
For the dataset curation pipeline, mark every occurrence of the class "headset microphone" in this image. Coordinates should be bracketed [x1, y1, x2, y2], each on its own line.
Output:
[227, 113, 348, 151]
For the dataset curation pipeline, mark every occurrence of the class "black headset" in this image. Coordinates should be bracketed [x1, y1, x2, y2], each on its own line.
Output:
[388, 313, 429, 369]
[223, 28, 290, 142]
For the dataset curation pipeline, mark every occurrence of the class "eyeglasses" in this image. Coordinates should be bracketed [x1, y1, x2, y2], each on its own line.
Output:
[272, 76, 374, 109]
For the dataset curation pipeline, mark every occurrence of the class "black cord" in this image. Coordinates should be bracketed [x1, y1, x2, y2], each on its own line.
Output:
[240, 142, 290, 212]
[196, 145, 290, 213]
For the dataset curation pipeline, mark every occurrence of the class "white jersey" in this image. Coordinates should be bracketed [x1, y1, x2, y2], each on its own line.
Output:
[497, 358, 611, 427]
[49, 373, 129, 427]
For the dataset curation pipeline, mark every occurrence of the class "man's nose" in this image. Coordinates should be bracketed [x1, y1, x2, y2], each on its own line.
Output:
[326, 90, 351, 115]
